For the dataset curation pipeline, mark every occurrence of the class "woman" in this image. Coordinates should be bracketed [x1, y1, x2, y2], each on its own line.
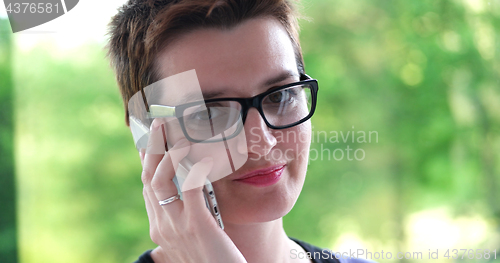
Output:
[107, 1, 375, 262]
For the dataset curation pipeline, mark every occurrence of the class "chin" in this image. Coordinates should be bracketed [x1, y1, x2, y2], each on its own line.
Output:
[222, 197, 296, 225]
[214, 169, 304, 225]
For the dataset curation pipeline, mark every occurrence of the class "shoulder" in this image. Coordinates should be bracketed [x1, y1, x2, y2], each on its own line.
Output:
[289, 237, 378, 263]
[133, 249, 154, 263]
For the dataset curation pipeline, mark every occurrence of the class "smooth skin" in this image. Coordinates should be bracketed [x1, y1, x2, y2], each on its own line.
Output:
[139, 17, 313, 263]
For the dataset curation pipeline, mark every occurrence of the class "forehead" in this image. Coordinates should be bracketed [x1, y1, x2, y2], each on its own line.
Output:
[155, 17, 298, 97]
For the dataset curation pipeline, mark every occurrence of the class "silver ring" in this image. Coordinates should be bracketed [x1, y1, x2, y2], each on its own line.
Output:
[159, 194, 181, 206]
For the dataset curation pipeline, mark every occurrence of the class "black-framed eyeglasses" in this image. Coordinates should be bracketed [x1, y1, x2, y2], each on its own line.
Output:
[148, 74, 319, 143]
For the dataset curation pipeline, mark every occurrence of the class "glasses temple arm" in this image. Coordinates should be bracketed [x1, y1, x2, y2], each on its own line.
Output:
[148, 104, 176, 118]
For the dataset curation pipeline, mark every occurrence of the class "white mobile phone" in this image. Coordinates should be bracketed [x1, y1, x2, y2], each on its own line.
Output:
[130, 116, 224, 229]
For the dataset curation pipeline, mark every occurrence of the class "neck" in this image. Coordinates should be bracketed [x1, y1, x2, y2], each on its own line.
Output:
[223, 219, 301, 263]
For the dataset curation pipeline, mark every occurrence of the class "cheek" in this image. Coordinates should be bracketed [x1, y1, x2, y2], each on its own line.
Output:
[210, 123, 312, 223]
[280, 123, 311, 198]
[274, 122, 311, 163]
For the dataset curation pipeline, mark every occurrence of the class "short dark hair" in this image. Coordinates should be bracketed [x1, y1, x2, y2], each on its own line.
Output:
[107, 0, 304, 126]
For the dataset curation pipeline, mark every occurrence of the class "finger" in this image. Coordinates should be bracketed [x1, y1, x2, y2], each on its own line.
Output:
[143, 185, 171, 246]
[139, 148, 145, 167]
[146, 119, 167, 155]
[181, 157, 213, 192]
[143, 186, 157, 228]
[182, 157, 214, 217]
[142, 120, 166, 185]
[144, 174, 175, 230]
[152, 139, 190, 215]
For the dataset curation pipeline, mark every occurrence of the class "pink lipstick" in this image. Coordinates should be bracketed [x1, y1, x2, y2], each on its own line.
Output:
[234, 165, 285, 187]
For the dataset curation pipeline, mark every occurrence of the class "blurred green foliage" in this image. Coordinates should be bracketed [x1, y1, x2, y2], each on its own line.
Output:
[14, 44, 153, 262]
[285, 0, 500, 256]
[5, 0, 500, 262]
[0, 18, 17, 263]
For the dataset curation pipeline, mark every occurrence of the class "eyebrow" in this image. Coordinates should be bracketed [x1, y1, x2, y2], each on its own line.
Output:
[182, 70, 300, 102]
[262, 70, 299, 88]
[182, 90, 225, 102]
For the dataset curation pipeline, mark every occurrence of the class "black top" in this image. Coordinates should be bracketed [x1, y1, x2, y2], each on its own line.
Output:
[134, 249, 154, 263]
[289, 237, 340, 263]
[134, 237, 376, 263]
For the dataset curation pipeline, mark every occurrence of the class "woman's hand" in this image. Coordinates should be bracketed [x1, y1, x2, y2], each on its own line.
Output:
[139, 120, 247, 263]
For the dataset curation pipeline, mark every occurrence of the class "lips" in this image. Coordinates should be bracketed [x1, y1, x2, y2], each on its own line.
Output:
[233, 164, 286, 187]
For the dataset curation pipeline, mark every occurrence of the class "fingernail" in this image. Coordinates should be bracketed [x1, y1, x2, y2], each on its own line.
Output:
[152, 120, 161, 131]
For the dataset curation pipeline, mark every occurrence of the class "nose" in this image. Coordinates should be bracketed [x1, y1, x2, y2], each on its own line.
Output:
[238, 108, 277, 158]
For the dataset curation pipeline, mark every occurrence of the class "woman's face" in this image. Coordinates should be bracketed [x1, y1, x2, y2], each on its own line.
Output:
[155, 17, 311, 224]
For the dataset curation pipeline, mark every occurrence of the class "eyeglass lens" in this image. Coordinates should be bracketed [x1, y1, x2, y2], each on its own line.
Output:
[181, 83, 314, 141]
[182, 101, 243, 141]
[262, 84, 312, 127]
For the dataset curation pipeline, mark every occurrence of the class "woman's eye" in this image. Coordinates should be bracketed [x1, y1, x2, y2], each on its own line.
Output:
[191, 107, 221, 120]
[268, 92, 284, 103]
[265, 89, 297, 104]
[193, 110, 210, 120]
